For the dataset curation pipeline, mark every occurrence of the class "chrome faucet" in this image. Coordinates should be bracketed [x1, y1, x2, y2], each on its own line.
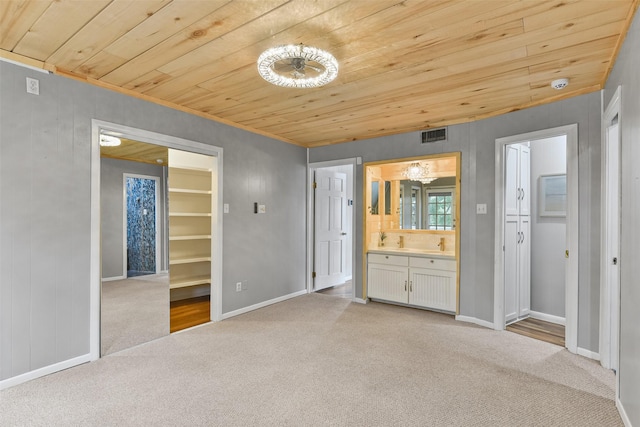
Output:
[398, 236, 404, 248]
[437, 237, 445, 251]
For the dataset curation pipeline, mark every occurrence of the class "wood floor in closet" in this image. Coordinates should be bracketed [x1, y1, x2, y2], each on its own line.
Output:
[170, 296, 210, 333]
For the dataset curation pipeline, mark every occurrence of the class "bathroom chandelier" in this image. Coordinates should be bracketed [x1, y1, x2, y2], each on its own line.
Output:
[99, 135, 121, 147]
[403, 162, 434, 184]
[257, 44, 338, 88]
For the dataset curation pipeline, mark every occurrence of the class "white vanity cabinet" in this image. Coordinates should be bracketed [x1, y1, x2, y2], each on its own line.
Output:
[367, 253, 457, 313]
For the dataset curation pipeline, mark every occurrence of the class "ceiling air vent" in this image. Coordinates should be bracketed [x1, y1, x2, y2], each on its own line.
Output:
[422, 127, 447, 144]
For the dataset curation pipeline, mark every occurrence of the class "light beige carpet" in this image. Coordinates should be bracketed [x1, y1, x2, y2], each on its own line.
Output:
[101, 273, 169, 356]
[1, 294, 620, 426]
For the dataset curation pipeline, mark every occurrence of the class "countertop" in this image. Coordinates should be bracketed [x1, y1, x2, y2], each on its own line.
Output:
[368, 247, 455, 259]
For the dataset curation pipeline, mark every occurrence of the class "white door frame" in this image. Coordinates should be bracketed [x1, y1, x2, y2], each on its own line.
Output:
[90, 120, 223, 361]
[307, 158, 357, 300]
[599, 86, 621, 373]
[122, 173, 161, 277]
[493, 124, 579, 354]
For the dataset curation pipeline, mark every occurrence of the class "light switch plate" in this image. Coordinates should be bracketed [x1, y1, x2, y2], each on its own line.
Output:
[223, 203, 229, 213]
[476, 203, 487, 214]
[258, 204, 266, 214]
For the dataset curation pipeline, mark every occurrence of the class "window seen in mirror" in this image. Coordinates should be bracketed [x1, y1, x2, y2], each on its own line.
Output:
[427, 191, 453, 230]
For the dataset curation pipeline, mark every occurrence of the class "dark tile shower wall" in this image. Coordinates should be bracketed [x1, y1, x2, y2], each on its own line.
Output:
[126, 177, 157, 275]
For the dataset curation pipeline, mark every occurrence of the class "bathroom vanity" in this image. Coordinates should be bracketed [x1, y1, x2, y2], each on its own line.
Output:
[364, 153, 460, 314]
[367, 249, 457, 313]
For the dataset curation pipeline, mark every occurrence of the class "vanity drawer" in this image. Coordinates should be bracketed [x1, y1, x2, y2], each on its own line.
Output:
[368, 253, 409, 267]
[410, 256, 456, 271]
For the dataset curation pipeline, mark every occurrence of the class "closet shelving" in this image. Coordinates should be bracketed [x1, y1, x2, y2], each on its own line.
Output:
[167, 150, 213, 292]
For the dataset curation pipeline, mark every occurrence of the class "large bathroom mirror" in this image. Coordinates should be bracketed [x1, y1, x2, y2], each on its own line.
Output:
[366, 154, 459, 230]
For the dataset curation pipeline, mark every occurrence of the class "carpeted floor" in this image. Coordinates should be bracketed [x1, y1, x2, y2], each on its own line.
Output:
[1, 294, 620, 426]
[101, 272, 169, 356]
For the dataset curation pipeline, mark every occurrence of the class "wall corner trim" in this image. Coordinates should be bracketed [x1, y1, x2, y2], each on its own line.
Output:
[616, 398, 632, 427]
[222, 289, 307, 320]
[455, 315, 495, 330]
[353, 298, 368, 304]
[576, 347, 601, 361]
[0, 354, 92, 391]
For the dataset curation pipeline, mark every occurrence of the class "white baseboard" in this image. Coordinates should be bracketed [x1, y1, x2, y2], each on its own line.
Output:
[353, 298, 368, 304]
[617, 398, 632, 427]
[577, 347, 601, 361]
[0, 353, 91, 391]
[455, 315, 494, 330]
[101, 275, 125, 282]
[529, 310, 566, 326]
[222, 289, 307, 320]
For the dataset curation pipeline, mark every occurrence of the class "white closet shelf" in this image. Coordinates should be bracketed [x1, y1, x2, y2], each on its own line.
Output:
[169, 212, 212, 217]
[169, 235, 211, 241]
[169, 257, 211, 265]
[168, 187, 212, 194]
[169, 276, 211, 289]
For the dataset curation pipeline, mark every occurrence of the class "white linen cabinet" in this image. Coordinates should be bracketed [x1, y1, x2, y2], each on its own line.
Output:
[504, 143, 531, 323]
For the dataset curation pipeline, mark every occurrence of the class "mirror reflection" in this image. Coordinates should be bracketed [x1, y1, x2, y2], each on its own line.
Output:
[367, 155, 458, 231]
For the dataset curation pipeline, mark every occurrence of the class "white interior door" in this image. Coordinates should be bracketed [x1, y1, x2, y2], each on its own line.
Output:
[314, 170, 347, 290]
[605, 121, 620, 372]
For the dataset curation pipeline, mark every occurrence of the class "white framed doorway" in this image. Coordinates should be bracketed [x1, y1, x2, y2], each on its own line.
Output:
[493, 124, 579, 354]
[123, 173, 161, 278]
[599, 86, 621, 374]
[307, 159, 356, 300]
[90, 120, 223, 361]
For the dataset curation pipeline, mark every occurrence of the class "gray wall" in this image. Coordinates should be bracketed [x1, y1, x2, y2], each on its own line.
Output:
[530, 136, 566, 318]
[0, 60, 306, 381]
[101, 158, 166, 279]
[604, 10, 640, 425]
[309, 91, 602, 353]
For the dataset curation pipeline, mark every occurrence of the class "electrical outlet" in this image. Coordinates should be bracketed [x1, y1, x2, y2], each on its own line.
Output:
[476, 203, 487, 214]
[26, 77, 39, 95]
[236, 282, 242, 292]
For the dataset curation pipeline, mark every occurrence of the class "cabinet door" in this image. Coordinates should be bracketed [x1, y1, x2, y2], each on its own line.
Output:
[504, 216, 519, 323]
[519, 146, 531, 216]
[409, 268, 456, 312]
[505, 144, 521, 216]
[518, 216, 531, 317]
[367, 264, 408, 304]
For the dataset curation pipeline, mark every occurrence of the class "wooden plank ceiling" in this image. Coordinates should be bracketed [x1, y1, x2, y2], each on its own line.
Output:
[1, 0, 638, 148]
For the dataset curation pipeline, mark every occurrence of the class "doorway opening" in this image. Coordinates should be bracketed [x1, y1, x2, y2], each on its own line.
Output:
[90, 120, 223, 361]
[494, 124, 578, 353]
[124, 175, 159, 278]
[307, 160, 356, 300]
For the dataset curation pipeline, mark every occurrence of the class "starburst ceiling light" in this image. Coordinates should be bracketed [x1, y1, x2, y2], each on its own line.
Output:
[257, 44, 338, 89]
[99, 134, 121, 147]
[403, 162, 434, 184]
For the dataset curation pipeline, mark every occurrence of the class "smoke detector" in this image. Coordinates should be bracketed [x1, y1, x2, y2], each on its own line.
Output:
[551, 78, 569, 90]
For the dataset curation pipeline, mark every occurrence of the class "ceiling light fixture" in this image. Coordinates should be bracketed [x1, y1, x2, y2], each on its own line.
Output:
[99, 135, 121, 147]
[403, 162, 434, 184]
[257, 44, 338, 88]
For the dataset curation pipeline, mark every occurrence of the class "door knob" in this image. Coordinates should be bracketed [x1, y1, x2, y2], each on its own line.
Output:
[341, 232, 347, 235]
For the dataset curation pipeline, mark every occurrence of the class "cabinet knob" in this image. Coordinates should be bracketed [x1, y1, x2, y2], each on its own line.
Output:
[430, 259, 434, 263]
[385, 256, 389, 259]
